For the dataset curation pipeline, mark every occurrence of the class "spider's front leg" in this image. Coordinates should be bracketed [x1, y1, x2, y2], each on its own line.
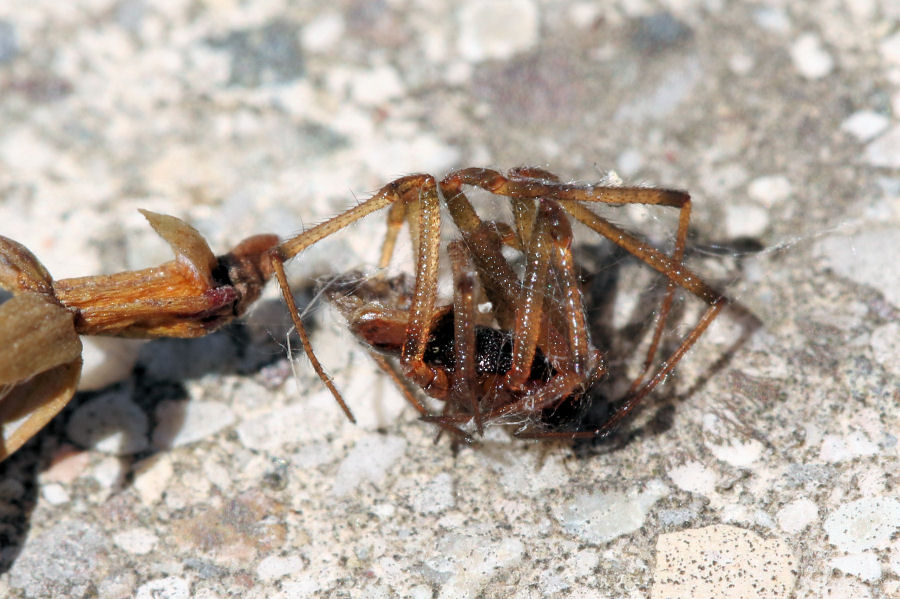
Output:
[269, 174, 448, 422]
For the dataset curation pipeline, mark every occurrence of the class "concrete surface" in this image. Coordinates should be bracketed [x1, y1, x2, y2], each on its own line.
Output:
[1, 1, 899, 598]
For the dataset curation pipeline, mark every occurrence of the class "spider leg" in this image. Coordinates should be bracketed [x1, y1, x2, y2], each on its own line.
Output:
[456, 168, 694, 390]
[447, 240, 483, 434]
[367, 352, 429, 416]
[378, 200, 408, 269]
[439, 172, 533, 329]
[271, 174, 437, 422]
[442, 168, 726, 437]
[509, 177, 691, 393]
[504, 199, 555, 391]
[483, 200, 602, 420]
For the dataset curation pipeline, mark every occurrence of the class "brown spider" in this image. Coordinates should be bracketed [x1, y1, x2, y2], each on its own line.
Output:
[0, 210, 276, 459]
[270, 167, 727, 440]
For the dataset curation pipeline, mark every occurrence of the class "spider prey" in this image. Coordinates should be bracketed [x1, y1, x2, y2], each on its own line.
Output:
[270, 167, 727, 440]
[0, 210, 276, 460]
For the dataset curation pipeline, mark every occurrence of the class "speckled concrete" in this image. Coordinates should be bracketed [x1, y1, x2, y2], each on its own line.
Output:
[1, 1, 899, 598]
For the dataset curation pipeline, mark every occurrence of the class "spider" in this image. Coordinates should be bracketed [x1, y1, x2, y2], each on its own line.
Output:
[0, 210, 277, 459]
[270, 167, 727, 440]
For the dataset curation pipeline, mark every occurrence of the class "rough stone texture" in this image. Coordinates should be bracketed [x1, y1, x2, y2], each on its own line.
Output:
[1, 1, 898, 598]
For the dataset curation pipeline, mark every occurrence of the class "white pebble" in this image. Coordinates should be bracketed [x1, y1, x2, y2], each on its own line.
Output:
[880, 31, 900, 65]
[113, 527, 158, 555]
[706, 437, 764, 468]
[301, 13, 345, 52]
[135, 576, 189, 599]
[841, 110, 890, 142]
[257, 555, 303, 581]
[133, 455, 174, 506]
[870, 322, 900, 377]
[567, 2, 601, 28]
[753, 7, 791, 33]
[724, 203, 769, 237]
[667, 461, 717, 496]
[152, 400, 235, 449]
[91, 457, 122, 489]
[728, 52, 755, 75]
[828, 552, 882, 582]
[66, 388, 149, 455]
[747, 174, 792, 205]
[776, 498, 818, 534]
[78, 337, 143, 391]
[824, 496, 900, 552]
[651, 525, 796, 599]
[864, 125, 900, 168]
[41, 483, 70, 505]
[350, 65, 404, 106]
[457, 0, 539, 62]
[819, 432, 879, 463]
[331, 434, 407, 498]
[790, 33, 834, 79]
[555, 480, 668, 544]
[616, 148, 645, 177]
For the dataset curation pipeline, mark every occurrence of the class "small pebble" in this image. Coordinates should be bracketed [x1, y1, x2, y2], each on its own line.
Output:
[790, 33, 833, 79]
[724, 203, 769, 237]
[91, 456, 122, 490]
[706, 437, 764, 468]
[457, 0, 539, 62]
[667, 461, 717, 495]
[555, 480, 667, 544]
[152, 400, 235, 449]
[133, 454, 174, 506]
[41, 483, 70, 505]
[617, 148, 645, 177]
[301, 13, 345, 52]
[752, 7, 791, 33]
[257, 555, 303, 581]
[864, 125, 900, 168]
[824, 496, 900, 552]
[66, 388, 149, 455]
[747, 174, 792, 205]
[776, 498, 818, 534]
[78, 337, 143, 392]
[567, 2, 601, 28]
[880, 31, 900, 65]
[819, 432, 879, 463]
[135, 576, 190, 599]
[729, 52, 755, 75]
[651, 525, 796, 599]
[113, 528, 158, 555]
[350, 65, 404, 106]
[828, 553, 881, 582]
[42, 448, 91, 484]
[841, 110, 890, 142]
